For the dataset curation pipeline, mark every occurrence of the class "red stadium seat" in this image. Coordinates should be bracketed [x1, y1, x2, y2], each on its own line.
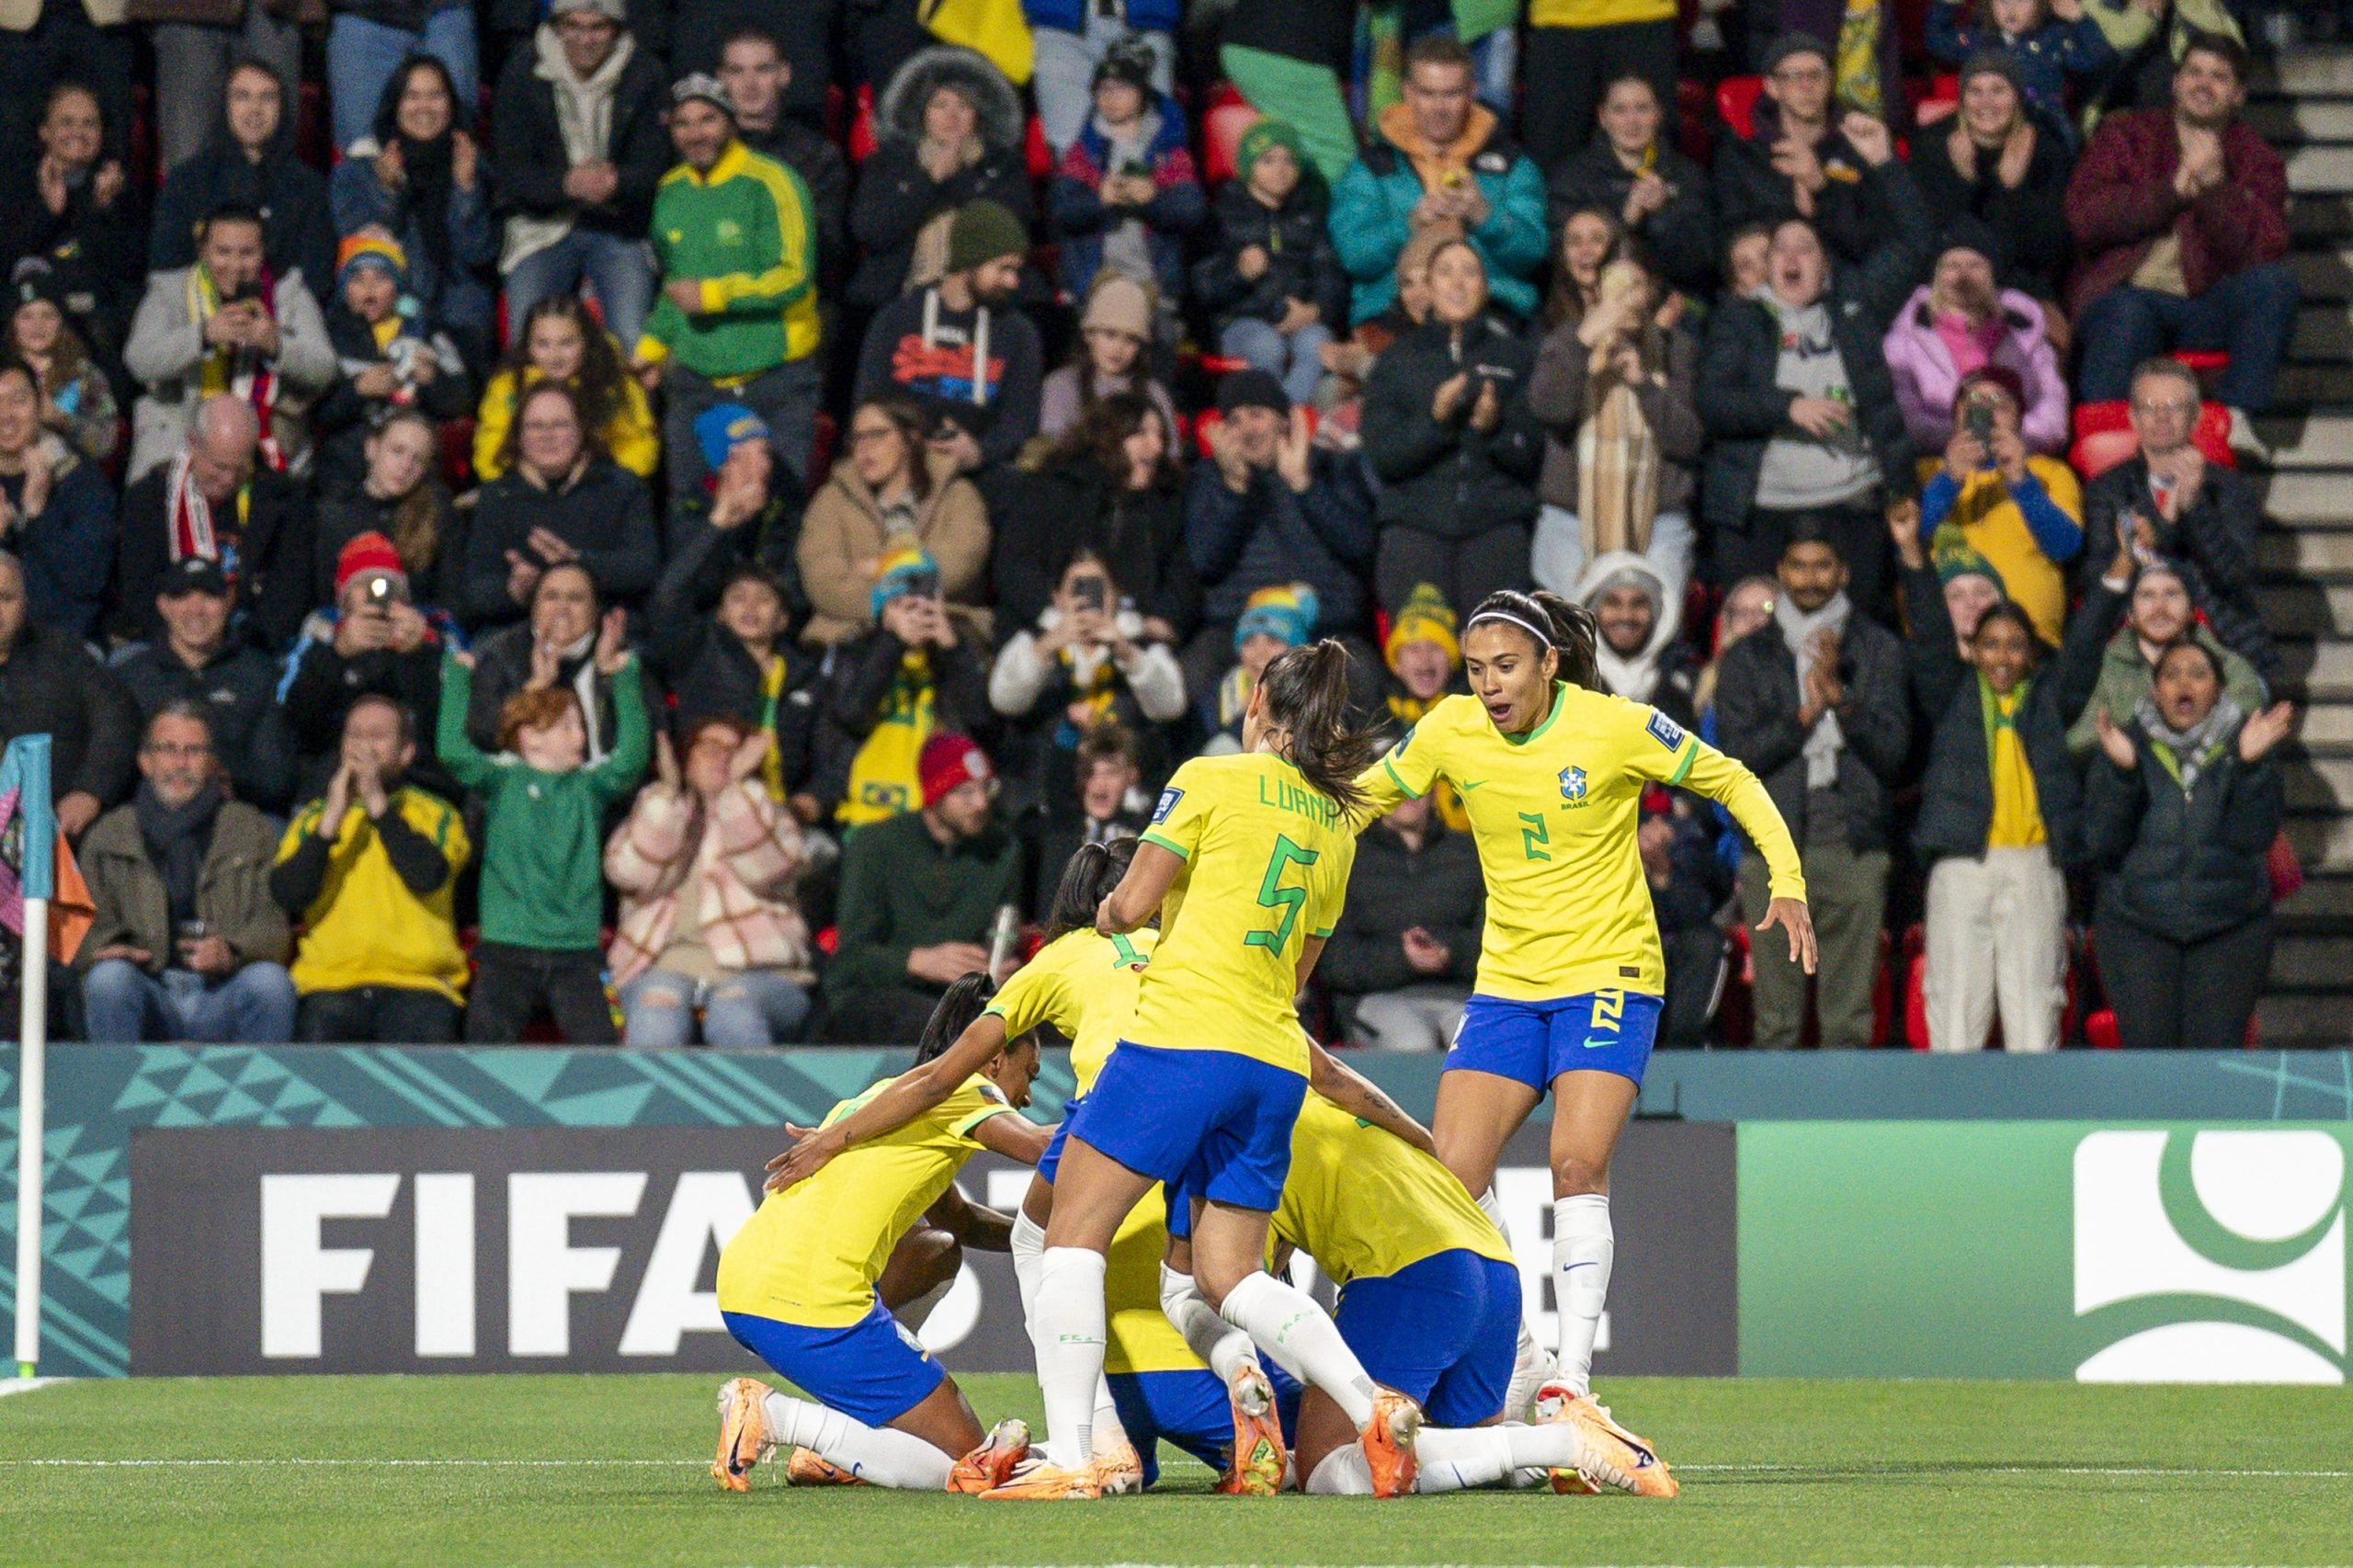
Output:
[1915, 74, 1961, 126]
[849, 84, 879, 164]
[2172, 348, 2231, 379]
[814, 926, 839, 957]
[1202, 83, 1256, 187]
[1027, 115, 1055, 181]
[2069, 399, 2236, 480]
[1193, 403, 1318, 457]
[1716, 76, 1763, 142]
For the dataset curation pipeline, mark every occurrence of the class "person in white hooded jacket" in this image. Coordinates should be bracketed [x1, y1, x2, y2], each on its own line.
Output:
[1573, 548, 1700, 734]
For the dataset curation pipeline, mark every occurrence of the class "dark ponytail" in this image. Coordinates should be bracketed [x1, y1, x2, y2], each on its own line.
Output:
[1256, 639, 1382, 821]
[1466, 588, 1600, 691]
[915, 972, 997, 1063]
[1044, 837, 1138, 942]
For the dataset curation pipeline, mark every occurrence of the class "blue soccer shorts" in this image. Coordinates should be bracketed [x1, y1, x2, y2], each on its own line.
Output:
[1333, 1249, 1519, 1428]
[1446, 989, 1663, 1092]
[721, 1299, 944, 1427]
[1105, 1365, 1303, 1486]
[1066, 1042, 1305, 1214]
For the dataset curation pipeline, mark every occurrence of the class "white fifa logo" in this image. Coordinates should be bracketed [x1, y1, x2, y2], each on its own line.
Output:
[2073, 1130, 2347, 1384]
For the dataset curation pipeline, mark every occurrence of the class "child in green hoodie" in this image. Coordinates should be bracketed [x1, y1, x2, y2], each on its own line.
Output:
[438, 610, 650, 1042]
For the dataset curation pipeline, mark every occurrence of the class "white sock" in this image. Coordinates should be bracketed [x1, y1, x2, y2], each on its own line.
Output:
[1159, 1264, 1260, 1384]
[760, 1392, 954, 1490]
[1029, 1246, 1109, 1467]
[1093, 1375, 1130, 1453]
[1477, 1187, 1558, 1416]
[1218, 1270, 1377, 1428]
[1009, 1210, 1047, 1325]
[894, 1277, 952, 1334]
[1304, 1426, 1575, 1494]
[1552, 1193, 1613, 1396]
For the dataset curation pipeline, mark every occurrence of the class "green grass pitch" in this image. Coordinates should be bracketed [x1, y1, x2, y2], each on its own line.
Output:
[4, 1373, 2349, 1566]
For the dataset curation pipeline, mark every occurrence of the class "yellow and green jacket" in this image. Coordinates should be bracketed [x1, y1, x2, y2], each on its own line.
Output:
[637, 141, 820, 381]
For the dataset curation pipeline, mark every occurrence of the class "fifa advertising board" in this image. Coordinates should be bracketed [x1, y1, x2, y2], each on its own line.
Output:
[126, 1121, 1737, 1377]
[1737, 1122, 2353, 1383]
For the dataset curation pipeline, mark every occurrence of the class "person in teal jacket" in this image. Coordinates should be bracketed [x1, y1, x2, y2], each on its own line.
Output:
[636, 74, 824, 506]
[1328, 36, 1550, 324]
[438, 611, 649, 1043]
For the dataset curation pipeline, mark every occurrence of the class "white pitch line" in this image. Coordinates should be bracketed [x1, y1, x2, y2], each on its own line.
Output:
[1679, 1463, 2353, 1480]
[0, 1379, 71, 1400]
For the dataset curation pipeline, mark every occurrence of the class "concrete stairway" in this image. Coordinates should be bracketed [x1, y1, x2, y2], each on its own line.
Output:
[2240, 51, 2353, 1043]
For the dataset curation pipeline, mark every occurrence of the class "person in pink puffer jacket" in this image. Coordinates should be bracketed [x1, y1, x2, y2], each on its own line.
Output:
[1881, 220, 2070, 458]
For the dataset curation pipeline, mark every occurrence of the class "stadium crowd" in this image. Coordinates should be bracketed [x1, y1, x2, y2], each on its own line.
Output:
[0, 0, 2313, 1053]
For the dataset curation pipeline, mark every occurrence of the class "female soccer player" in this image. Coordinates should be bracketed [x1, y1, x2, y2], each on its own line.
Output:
[1355, 587, 1813, 1476]
[710, 976, 1049, 1494]
[1007, 641, 1424, 1500]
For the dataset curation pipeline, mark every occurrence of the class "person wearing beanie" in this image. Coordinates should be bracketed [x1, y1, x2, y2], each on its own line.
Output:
[313, 226, 473, 497]
[1910, 51, 2075, 305]
[1039, 273, 1182, 438]
[1195, 116, 1348, 410]
[1381, 583, 1461, 715]
[822, 727, 1021, 1043]
[853, 199, 1045, 479]
[109, 551, 299, 813]
[4, 259, 119, 470]
[1199, 581, 1318, 749]
[807, 538, 999, 830]
[636, 69, 824, 511]
[1881, 216, 2069, 467]
[1027, 0, 1179, 155]
[1710, 31, 1896, 268]
[1045, 37, 1205, 312]
[1927, 0, 2113, 149]
[1908, 366, 2082, 645]
[491, 0, 671, 352]
[1330, 36, 1550, 325]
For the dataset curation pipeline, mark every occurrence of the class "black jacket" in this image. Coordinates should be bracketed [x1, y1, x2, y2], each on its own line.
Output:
[992, 462, 1200, 641]
[2085, 725, 2280, 945]
[1901, 560, 2097, 868]
[649, 516, 821, 793]
[1911, 126, 2076, 300]
[460, 460, 661, 632]
[1190, 180, 1348, 332]
[742, 118, 854, 293]
[847, 141, 1035, 309]
[2079, 457, 2272, 676]
[808, 627, 996, 812]
[1362, 317, 1543, 541]
[148, 54, 337, 296]
[1182, 452, 1377, 632]
[1549, 136, 1719, 295]
[113, 465, 315, 653]
[277, 618, 460, 805]
[1696, 160, 1932, 537]
[1317, 815, 1484, 1027]
[1711, 106, 1884, 266]
[0, 623, 139, 812]
[489, 42, 672, 243]
[460, 619, 664, 761]
[310, 489, 469, 616]
[0, 165, 146, 360]
[1712, 609, 1912, 852]
[111, 642, 297, 812]
[311, 305, 476, 499]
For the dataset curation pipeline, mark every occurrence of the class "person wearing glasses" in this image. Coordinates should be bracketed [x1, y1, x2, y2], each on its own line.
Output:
[76, 703, 297, 1044]
[1712, 33, 1894, 267]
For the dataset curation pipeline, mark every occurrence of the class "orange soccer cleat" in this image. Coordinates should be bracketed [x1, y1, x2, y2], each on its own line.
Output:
[946, 1418, 1034, 1494]
[1360, 1390, 1422, 1499]
[786, 1447, 868, 1486]
[977, 1453, 1106, 1501]
[1216, 1362, 1289, 1496]
[711, 1378, 773, 1493]
[1534, 1384, 1679, 1499]
[1095, 1439, 1144, 1495]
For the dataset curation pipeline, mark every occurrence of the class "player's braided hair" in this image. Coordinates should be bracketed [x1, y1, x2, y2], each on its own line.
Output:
[1466, 588, 1601, 692]
[915, 972, 997, 1064]
[1256, 639, 1381, 821]
[1044, 837, 1138, 943]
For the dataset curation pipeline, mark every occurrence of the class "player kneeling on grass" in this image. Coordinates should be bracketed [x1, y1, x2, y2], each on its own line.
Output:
[1166, 1091, 1653, 1496]
[710, 975, 1050, 1493]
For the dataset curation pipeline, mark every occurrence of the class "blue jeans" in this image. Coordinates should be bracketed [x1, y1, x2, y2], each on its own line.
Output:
[1031, 17, 1175, 153]
[82, 959, 298, 1045]
[2075, 262, 2302, 413]
[326, 6, 480, 154]
[504, 230, 655, 358]
[620, 968, 813, 1048]
[1219, 317, 1334, 410]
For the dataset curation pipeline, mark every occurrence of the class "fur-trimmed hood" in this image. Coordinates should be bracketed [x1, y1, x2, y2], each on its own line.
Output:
[876, 45, 1025, 153]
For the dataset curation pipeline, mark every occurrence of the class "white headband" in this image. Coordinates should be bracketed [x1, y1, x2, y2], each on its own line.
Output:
[1466, 609, 1556, 648]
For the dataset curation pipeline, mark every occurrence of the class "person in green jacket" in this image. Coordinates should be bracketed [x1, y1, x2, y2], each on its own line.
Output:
[635, 73, 823, 507]
[438, 608, 650, 1043]
[2062, 542, 2266, 761]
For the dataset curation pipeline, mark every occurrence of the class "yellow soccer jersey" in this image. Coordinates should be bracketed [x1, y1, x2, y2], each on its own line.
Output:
[1129, 753, 1358, 1074]
[1271, 1094, 1513, 1289]
[714, 1074, 1014, 1327]
[1103, 1185, 1201, 1376]
[984, 927, 1155, 1095]
[1359, 686, 1804, 1001]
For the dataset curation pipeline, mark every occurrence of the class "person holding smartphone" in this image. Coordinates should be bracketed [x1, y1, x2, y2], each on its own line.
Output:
[1908, 367, 2084, 646]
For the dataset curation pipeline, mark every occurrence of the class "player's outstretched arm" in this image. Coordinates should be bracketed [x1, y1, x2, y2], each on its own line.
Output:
[1674, 741, 1816, 971]
[1307, 1038, 1437, 1154]
[762, 1014, 1014, 1193]
[1097, 841, 1184, 934]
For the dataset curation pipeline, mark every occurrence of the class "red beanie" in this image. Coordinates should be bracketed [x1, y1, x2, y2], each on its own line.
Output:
[919, 733, 992, 808]
[335, 531, 407, 597]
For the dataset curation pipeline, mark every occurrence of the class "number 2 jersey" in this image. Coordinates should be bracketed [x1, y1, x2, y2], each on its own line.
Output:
[1131, 752, 1358, 1076]
[1359, 685, 1803, 1001]
[983, 926, 1155, 1095]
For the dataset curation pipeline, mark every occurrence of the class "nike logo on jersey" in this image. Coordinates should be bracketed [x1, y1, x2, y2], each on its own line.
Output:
[1460, 779, 1487, 790]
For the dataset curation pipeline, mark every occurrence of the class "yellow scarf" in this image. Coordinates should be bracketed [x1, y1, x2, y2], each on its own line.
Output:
[838, 652, 937, 828]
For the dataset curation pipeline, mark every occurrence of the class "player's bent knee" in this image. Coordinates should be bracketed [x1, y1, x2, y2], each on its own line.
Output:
[1552, 1153, 1610, 1196]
